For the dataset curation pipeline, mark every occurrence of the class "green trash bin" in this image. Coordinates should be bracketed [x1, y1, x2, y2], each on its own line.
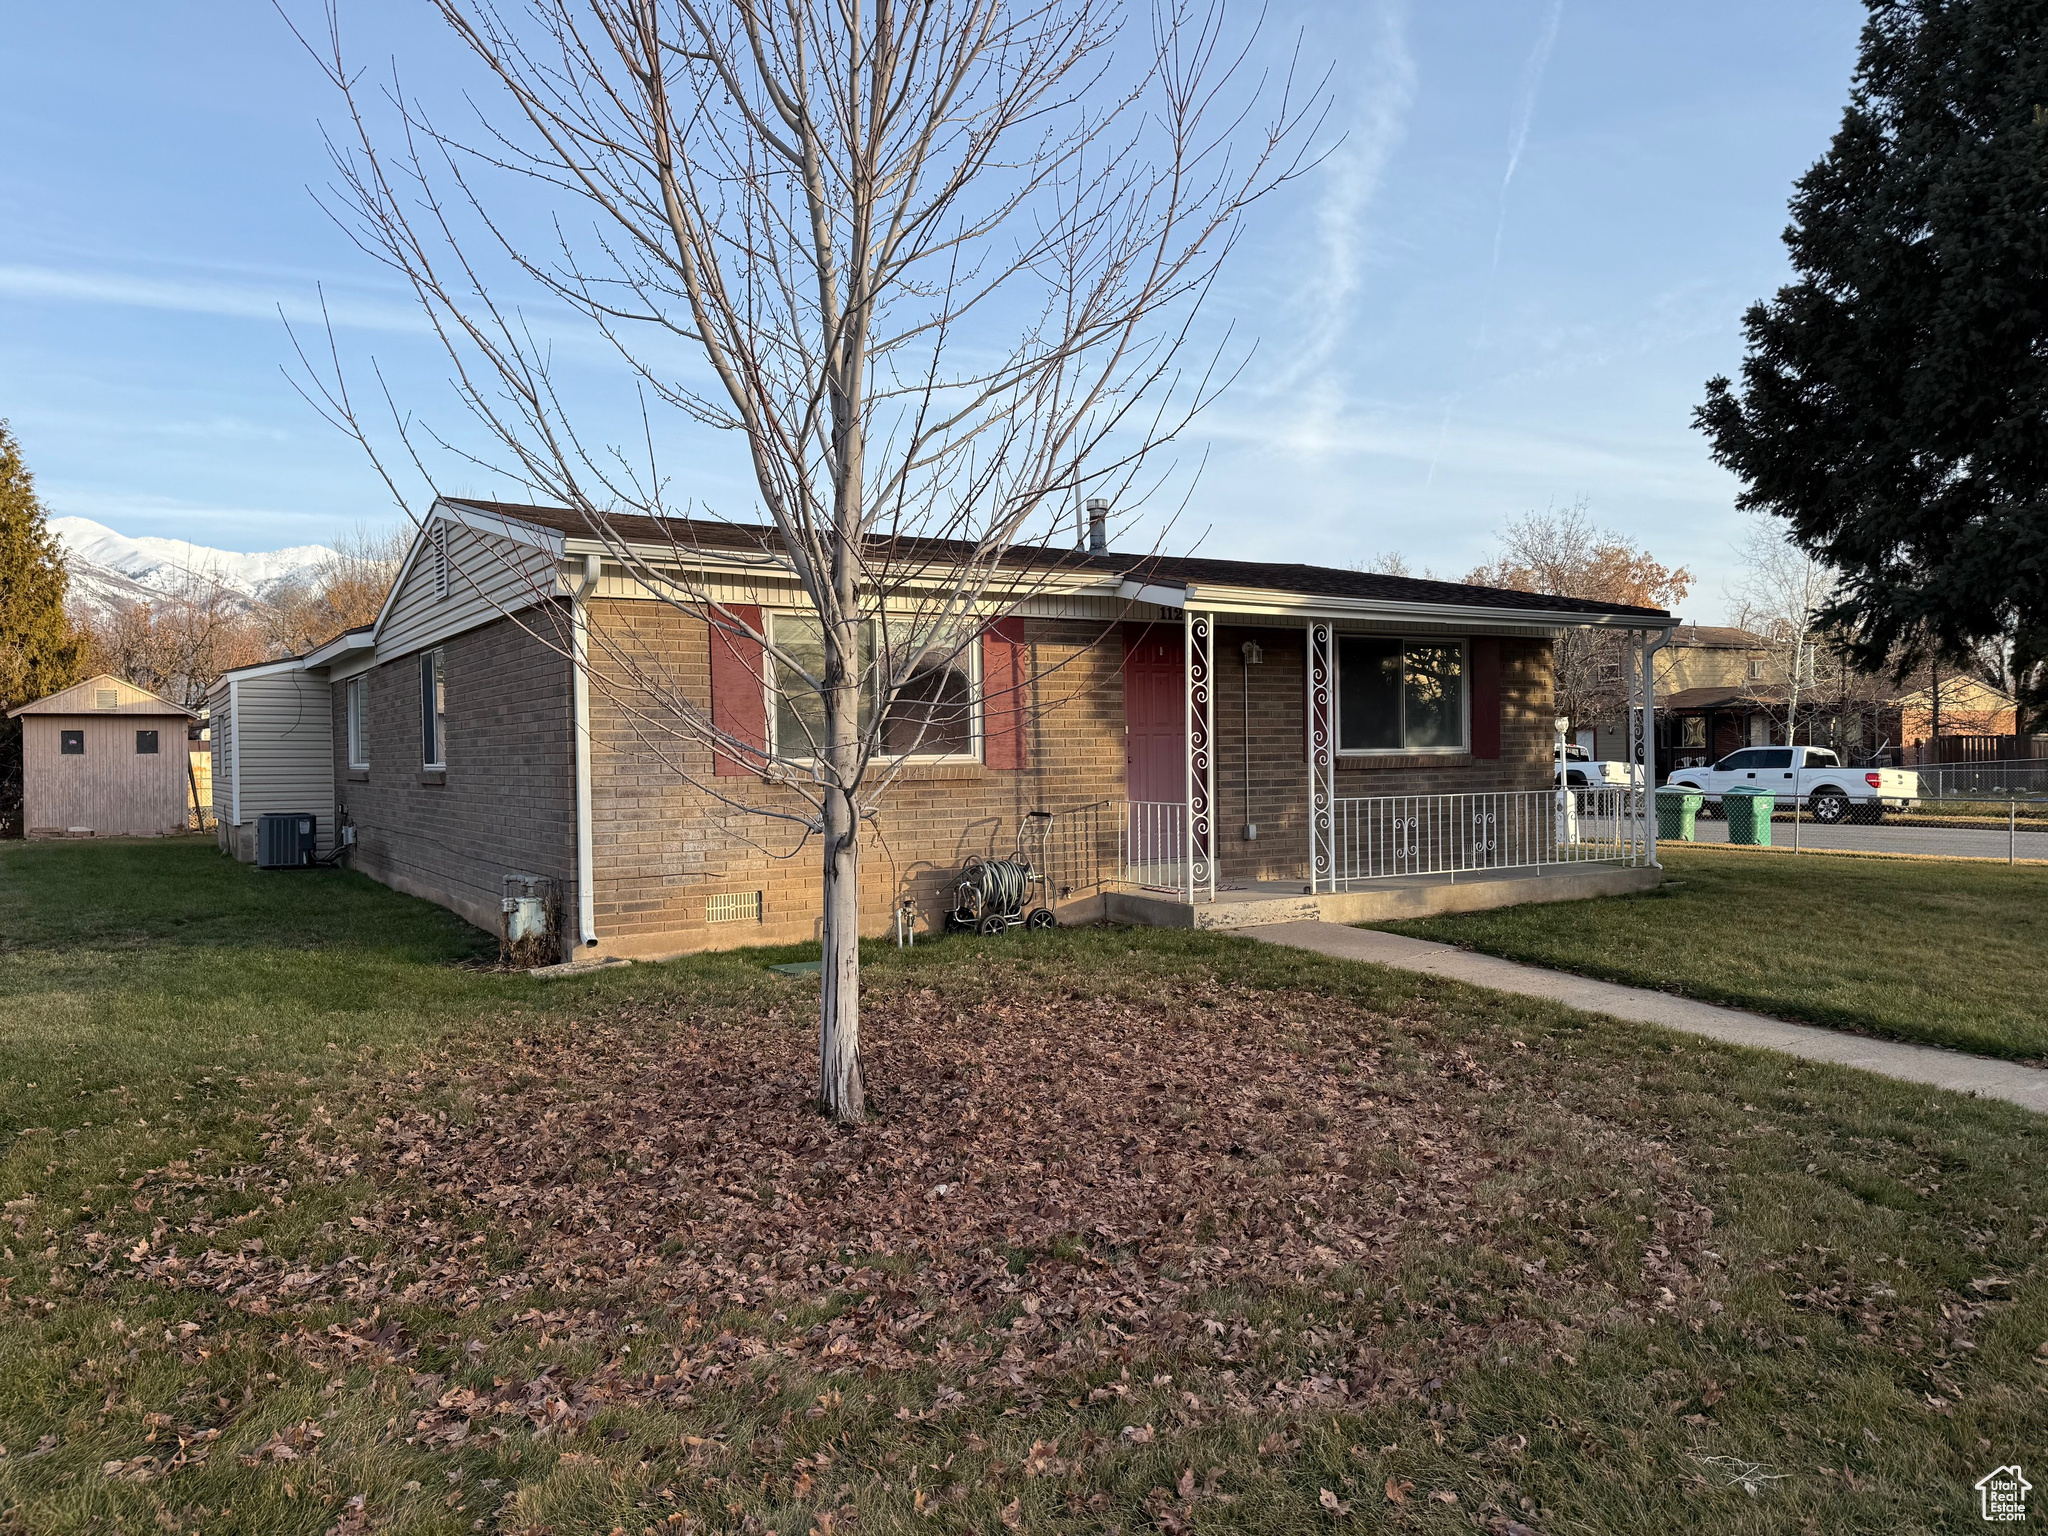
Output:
[1724, 786, 1774, 846]
[1655, 786, 1702, 842]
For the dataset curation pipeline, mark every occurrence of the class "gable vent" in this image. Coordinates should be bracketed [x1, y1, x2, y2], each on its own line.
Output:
[96, 689, 118, 709]
[705, 890, 763, 925]
[430, 522, 450, 599]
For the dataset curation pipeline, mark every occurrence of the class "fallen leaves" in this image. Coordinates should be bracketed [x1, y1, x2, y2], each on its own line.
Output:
[92, 976, 1719, 1460]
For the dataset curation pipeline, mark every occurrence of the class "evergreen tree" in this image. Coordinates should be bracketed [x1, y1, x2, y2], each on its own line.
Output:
[0, 420, 84, 834]
[1696, 0, 2048, 721]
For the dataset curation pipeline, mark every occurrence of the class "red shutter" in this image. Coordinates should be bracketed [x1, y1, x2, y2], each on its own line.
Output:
[708, 604, 766, 777]
[982, 618, 1027, 771]
[1469, 637, 1502, 759]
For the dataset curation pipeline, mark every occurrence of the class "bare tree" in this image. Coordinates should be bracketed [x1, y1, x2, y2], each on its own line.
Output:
[1466, 499, 1692, 731]
[258, 526, 410, 655]
[75, 569, 271, 711]
[289, 0, 1321, 1121]
[1726, 520, 1838, 747]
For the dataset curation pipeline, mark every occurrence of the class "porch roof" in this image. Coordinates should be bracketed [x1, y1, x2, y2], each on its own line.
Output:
[1661, 685, 1784, 712]
[439, 497, 1678, 631]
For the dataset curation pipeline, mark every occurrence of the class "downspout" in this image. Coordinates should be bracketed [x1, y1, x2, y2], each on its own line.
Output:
[571, 554, 602, 950]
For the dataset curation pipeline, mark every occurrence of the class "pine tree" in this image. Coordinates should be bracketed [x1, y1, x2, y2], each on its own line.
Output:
[0, 420, 84, 834]
[1696, 0, 2048, 721]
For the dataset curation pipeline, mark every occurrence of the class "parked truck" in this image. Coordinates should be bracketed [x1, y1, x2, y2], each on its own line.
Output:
[1663, 746, 1917, 824]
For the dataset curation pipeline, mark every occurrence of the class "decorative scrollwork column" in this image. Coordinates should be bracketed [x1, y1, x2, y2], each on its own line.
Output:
[1306, 621, 1334, 891]
[1185, 610, 1215, 903]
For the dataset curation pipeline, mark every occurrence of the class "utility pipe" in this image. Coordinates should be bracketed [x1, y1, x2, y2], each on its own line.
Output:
[571, 553, 602, 949]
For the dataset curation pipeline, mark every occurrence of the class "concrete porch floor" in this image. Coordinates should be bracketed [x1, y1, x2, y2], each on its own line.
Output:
[1056, 861, 1663, 930]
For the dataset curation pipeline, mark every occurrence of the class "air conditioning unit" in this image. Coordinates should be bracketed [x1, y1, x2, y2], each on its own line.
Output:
[256, 813, 318, 869]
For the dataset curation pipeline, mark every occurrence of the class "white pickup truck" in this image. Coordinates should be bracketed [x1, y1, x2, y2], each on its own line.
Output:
[1664, 746, 1918, 824]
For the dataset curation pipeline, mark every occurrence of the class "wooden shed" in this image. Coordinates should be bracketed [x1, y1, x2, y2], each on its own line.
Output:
[7, 675, 200, 839]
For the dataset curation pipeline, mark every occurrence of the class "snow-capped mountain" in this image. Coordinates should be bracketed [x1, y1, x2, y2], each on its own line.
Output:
[51, 517, 336, 613]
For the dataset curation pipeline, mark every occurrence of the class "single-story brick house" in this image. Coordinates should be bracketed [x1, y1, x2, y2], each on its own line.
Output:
[211, 498, 1676, 959]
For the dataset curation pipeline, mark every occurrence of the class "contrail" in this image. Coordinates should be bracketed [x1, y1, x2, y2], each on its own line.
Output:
[1490, 0, 1565, 276]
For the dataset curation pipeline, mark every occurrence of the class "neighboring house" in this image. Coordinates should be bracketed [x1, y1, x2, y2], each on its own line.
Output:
[1593, 625, 2020, 774]
[6, 674, 200, 839]
[1892, 675, 2017, 762]
[1581, 625, 1772, 771]
[222, 498, 1674, 959]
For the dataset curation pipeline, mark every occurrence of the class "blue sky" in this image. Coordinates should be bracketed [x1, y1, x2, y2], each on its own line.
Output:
[0, 2, 1865, 618]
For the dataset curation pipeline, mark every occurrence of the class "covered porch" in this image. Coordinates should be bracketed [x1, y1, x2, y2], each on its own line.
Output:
[1085, 592, 1676, 926]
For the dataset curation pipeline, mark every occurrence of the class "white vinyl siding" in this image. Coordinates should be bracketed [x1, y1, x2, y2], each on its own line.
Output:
[206, 682, 234, 823]
[217, 670, 337, 851]
[378, 519, 557, 659]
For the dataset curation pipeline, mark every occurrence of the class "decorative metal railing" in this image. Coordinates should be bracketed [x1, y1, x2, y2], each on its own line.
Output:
[1326, 787, 1647, 885]
[1034, 800, 1117, 903]
[1121, 799, 1194, 892]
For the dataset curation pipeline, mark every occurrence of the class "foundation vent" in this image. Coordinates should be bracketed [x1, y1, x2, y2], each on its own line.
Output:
[706, 890, 764, 925]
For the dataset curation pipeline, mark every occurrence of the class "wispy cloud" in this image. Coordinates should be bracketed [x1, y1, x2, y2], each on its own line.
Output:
[1491, 0, 1565, 276]
[1257, 0, 1416, 456]
[0, 263, 430, 333]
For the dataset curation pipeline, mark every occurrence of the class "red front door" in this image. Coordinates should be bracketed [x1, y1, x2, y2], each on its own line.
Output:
[1123, 627, 1184, 802]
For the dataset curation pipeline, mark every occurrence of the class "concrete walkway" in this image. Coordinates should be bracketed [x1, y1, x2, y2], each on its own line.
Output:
[1239, 920, 2048, 1115]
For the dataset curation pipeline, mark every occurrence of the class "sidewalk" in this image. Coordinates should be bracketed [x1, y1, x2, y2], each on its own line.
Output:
[1238, 921, 2048, 1116]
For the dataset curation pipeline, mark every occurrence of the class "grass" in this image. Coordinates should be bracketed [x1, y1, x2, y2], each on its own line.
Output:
[1377, 844, 2048, 1062]
[3, 836, 2048, 1534]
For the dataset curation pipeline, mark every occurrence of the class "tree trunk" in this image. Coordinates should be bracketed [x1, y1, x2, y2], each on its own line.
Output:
[818, 770, 866, 1125]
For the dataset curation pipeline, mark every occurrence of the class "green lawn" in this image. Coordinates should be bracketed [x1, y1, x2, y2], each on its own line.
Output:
[4, 837, 2048, 1534]
[1377, 845, 2048, 1062]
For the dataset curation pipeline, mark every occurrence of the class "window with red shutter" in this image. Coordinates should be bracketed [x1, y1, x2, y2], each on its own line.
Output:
[981, 618, 1027, 770]
[707, 604, 767, 776]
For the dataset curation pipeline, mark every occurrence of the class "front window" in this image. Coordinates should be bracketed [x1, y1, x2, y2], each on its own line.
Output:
[767, 614, 978, 761]
[60, 730, 83, 755]
[1336, 637, 1466, 753]
[881, 650, 976, 756]
[420, 650, 446, 768]
[135, 730, 159, 755]
[346, 676, 369, 769]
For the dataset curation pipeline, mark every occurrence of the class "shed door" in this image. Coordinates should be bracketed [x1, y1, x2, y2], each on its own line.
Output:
[1122, 628, 1184, 803]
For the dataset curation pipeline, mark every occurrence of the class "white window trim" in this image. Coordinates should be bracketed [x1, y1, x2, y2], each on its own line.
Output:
[764, 613, 984, 765]
[421, 649, 447, 769]
[346, 676, 370, 770]
[1334, 635, 1471, 757]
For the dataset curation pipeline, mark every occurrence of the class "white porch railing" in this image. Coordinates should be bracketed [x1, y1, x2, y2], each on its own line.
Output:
[1119, 787, 1646, 898]
[1328, 787, 1647, 884]
[1121, 799, 1191, 892]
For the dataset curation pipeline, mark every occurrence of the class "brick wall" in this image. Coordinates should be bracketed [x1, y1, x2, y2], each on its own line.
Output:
[1209, 626, 1552, 882]
[581, 606, 1553, 956]
[333, 609, 575, 937]
[328, 598, 1555, 954]
[584, 602, 1128, 957]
